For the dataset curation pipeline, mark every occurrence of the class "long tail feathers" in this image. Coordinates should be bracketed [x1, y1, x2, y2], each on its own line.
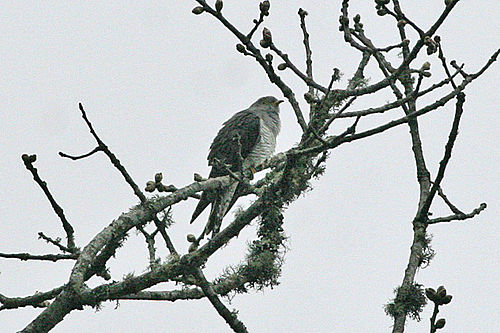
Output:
[190, 191, 211, 223]
[205, 182, 239, 237]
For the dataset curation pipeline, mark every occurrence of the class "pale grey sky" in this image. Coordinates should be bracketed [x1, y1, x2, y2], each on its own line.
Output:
[1, 1, 498, 332]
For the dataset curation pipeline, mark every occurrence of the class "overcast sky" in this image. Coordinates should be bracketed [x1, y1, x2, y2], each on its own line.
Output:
[1, 1, 498, 332]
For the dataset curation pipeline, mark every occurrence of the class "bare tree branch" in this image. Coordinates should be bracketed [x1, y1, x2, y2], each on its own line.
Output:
[427, 203, 487, 225]
[194, 268, 249, 333]
[21, 154, 76, 251]
[0, 252, 77, 262]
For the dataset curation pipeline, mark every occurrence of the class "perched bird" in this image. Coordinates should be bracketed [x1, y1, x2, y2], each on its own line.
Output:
[191, 96, 283, 237]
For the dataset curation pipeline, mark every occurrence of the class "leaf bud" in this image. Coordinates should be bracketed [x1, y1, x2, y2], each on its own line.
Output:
[354, 14, 361, 23]
[426, 44, 437, 55]
[440, 294, 453, 305]
[187, 234, 196, 243]
[298, 8, 308, 17]
[377, 8, 387, 16]
[145, 181, 156, 192]
[260, 1, 270, 15]
[425, 288, 437, 301]
[215, 0, 223, 12]
[193, 173, 204, 182]
[421, 62, 431, 71]
[22, 154, 37, 163]
[192, 6, 205, 15]
[304, 92, 314, 103]
[435, 318, 446, 329]
[260, 39, 270, 48]
[265, 53, 273, 62]
[436, 286, 447, 299]
[434, 35, 441, 43]
[277, 63, 287, 71]
[155, 172, 163, 183]
[236, 43, 246, 53]
[262, 27, 272, 43]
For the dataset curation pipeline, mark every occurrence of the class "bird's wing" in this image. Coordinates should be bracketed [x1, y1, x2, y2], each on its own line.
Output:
[190, 110, 260, 224]
[208, 110, 261, 174]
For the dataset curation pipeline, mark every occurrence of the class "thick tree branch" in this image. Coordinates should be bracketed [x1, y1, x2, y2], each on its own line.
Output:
[0, 286, 65, 311]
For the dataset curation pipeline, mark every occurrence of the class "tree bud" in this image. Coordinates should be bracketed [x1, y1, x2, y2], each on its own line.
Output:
[440, 294, 452, 305]
[22, 154, 37, 163]
[277, 63, 287, 71]
[265, 53, 273, 62]
[436, 286, 447, 298]
[377, 8, 387, 16]
[425, 288, 437, 301]
[304, 92, 314, 103]
[193, 173, 204, 182]
[145, 181, 156, 192]
[260, 1, 270, 15]
[298, 8, 308, 17]
[215, 0, 223, 12]
[192, 6, 205, 15]
[187, 234, 196, 243]
[354, 14, 361, 23]
[435, 318, 446, 329]
[421, 62, 431, 70]
[262, 27, 272, 43]
[155, 173, 163, 183]
[260, 39, 270, 48]
[236, 43, 246, 53]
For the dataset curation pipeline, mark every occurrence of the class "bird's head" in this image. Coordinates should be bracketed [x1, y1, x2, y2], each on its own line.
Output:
[251, 96, 284, 113]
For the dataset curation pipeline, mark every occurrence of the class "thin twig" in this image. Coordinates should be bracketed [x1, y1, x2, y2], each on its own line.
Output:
[21, 154, 76, 250]
[427, 203, 487, 224]
[429, 302, 440, 333]
[193, 268, 249, 333]
[298, 8, 314, 116]
[38, 232, 76, 254]
[70, 103, 178, 254]
[0, 252, 78, 262]
[434, 185, 464, 215]
[58, 147, 102, 160]
[418, 93, 466, 220]
[246, 13, 265, 40]
[75, 103, 147, 202]
[384, 3, 424, 37]
[437, 43, 457, 89]
[194, 0, 310, 132]
[319, 96, 357, 134]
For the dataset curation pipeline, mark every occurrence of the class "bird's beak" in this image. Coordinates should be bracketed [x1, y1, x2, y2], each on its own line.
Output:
[274, 100, 284, 106]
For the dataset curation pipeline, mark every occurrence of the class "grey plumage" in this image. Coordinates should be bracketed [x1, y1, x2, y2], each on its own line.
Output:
[191, 96, 282, 237]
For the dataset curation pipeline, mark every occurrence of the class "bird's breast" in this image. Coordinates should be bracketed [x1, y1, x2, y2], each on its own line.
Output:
[244, 118, 279, 169]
